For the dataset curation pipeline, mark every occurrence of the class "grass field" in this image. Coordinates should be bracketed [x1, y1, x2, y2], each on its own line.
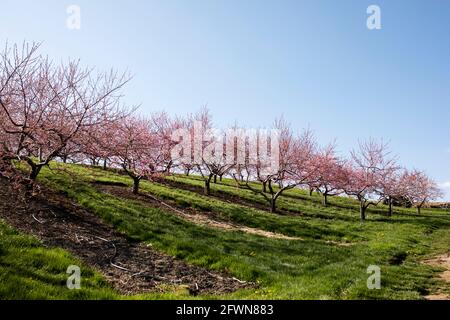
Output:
[1, 163, 449, 299]
[0, 219, 119, 299]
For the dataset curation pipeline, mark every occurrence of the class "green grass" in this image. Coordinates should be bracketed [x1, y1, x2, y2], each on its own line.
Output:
[0, 219, 120, 300]
[0, 211, 216, 300]
[88, 169, 359, 242]
[11, 162, 446, 300]
[167, 174, 447, 218]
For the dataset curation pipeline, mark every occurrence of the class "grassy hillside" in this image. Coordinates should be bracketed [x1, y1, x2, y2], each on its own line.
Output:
[1, 163, 449, 299]
[0, 219, 119, 299]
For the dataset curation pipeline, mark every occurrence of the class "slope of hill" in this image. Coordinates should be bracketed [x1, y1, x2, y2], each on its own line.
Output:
[1, 163, 449, 299]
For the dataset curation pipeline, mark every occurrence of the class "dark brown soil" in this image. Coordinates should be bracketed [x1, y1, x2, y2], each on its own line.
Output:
[0, 178, 252, 296]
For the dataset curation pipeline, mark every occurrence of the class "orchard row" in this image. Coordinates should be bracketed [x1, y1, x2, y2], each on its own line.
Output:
[0, 43, 442, 220]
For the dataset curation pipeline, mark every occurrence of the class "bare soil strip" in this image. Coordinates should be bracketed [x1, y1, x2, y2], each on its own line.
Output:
[141, 179, 353, 246]
[423, 253, 450, 300]
[163, 178, 303, 217]
[0, 178, 252, 295]
[95, 183, 304, 241]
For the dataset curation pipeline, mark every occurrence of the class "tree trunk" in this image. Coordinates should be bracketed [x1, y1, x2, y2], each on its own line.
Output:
[38, 148, 43, 162]
[103, 159, 107, 170]
[204, 180, 210, 195]
[25, 165, 42, 194]
[322, 194, 328, 206]
[219, 175, 223, 182]
[360, 201, 366, 221]
[387, 197, 393, 217]
[214, 175, 217, 184]
[309, 188, 314, 196]
[262, 181, 267, 193]
[270, 197, 277, 213]
[204, 175, 213, 195]
[132, 177, 140, 194]
[185, 169, 190, 176]
[417, 206, 421, 215]
[29, 165, 42, 181]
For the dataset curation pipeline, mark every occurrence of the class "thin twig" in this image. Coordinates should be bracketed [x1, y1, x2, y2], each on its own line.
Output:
[32, 213, 44, 224]
[49, 209, 57, 218]
[143, 192, 187, 216]
[92, 235, 133, 272]
[232, 277, 247, 284]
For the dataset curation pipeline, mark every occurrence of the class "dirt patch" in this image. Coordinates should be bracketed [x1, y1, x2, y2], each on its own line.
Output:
[424, 254, 450, 282]
[95, 183, 304, 241]
[0, 178, 253, 296]
[423, 253, 450, 300]
[92, 180, 128, 187]
[324, 240, 354, 247]
[388, 251, 408, 265]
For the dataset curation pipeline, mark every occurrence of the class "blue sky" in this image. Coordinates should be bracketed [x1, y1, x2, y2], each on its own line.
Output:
[1, 0, 450, 199]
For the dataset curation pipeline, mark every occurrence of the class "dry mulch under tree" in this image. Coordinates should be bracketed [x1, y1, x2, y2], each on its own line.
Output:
[0, 178, 252, 296]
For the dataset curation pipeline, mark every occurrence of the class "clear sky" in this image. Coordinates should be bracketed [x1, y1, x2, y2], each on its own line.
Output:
[1, 0, 449, 199]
